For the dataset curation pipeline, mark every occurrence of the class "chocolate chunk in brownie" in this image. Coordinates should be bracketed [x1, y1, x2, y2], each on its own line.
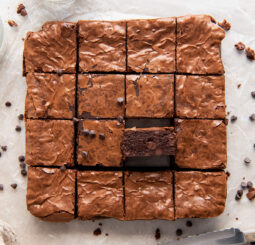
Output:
[121, 127, 176, 157]
[175, 171, 227, 218]
[126, 75, 174, 118]
[25, 73, 75, 119]
[176, 75, 225, 118]
[177, 15, 225, 74]
[77, 171, 124, 220]
[124, 171, 174, 220]
[127, 17, 175, 73]
[25, 120, 74, 166]
[26, 167, 75, 222]
[78, 74, 125, 119]
[175, 119, 227, 169]
[78, 20, 126, 72]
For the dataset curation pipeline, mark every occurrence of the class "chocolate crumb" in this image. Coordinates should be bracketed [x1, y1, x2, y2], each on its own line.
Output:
[82, 151, 88, 158]
[230, 115, 237, 122]
[15, 125, 22, 132]
[223, 118, 229, 125]
[186, 220, 192, 227]
[93, 228, 101, 236]
[18, 155, 25, 162]
[1, 146, 7, 152]
[244, 157, 251, 164]
[21, 37, 24, 41]
[247, 181, 253, 189]
[117, 97, 124, 105]
[241, 181, 247, 189]
[245, 47, 255, 60]
[226, 171, 231, 178]
[237, 189, 243, 197]
[21, 169, 27, 176]
[251, 91, 255, 98]
[235, 42, 245, 51]
[0, 152, 1, 158]
[235, 193, 241, 200]
[99, 133, 105, 140]
[8, 20, 18, 27]
[17, 3, 25, 14]
[18, 114, 24, 121]
[218, 19, 231, 31]
[89, 130, 96, 138]
[20, 9, 27, 16]
[98, 222, 102, 226]
[5, 101, 11, 107]
[19, 162, 26, 169]
[237, 84, 241, 88]
[60, 165, 67, 172]
[105, 233, 109, 236]
[235, 217, 239, 221]
[0, 184, 3, 191]
[247, 188, 255, 200]
[155, 228, 161, 240]
[176, 229, 183, 236]
[10, 183, 17, 189]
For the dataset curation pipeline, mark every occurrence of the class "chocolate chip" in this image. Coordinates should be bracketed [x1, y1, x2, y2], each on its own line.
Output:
[15, 125, 22, 132]
[19, 162, 26, 169]
[56, 69, 63, 76]
[244, 157, 251, 164]
[5, 101, 11, 107]
[155, 228, 161, 240]
[105, 233, 109, 236]
[237, 189, 243, 197]
[176, 229, 183, 236]
[0, 184, 3, 191]
[82, 129, 90, 136]
[250, 114, 255, 121]
[230, 115, 237, 122]
[73, 117, 79, 123]
[99, 222, 102, 226]
[8, 20, 18, 27]
[89, 130, 96, 138]
[117, 116, 124, 123]
[17, 3, 25, 14]
[254, 143, 255, 149]
[0, 152, 1, 158]
[82, 151, 88, 158]
[18, 114, 24, 120]
[251, 91, 255, 98]
[245, 47, 255, 60]
[10, 183, 17, 189]
[117, 97, 124, 105]
[60, 165, 67, 172]
[18, 155, 25, 162]
[237, 84, 241, 88]
[235, 193, 241, 200]
[247, 181, 253, 189]
[186, 220, 192, 227]
[99, 133, 105, 140]
[235, 42, 245, 51]
[241, 181, 247, 188]
[226, 171, 231, 178]
[20, 9, 27, 16]
[21, 169, 27, 176]
[247, 188, 255, 200]
[93, 228, 101, 236]
[1, 146, 7, 152]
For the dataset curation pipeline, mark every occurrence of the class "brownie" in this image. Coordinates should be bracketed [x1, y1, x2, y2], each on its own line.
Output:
[77, 120, 124, 167]
[175, 171, 227, 218]
[26, 167, 75, 222]
[124, 171, 174, 220]
[177, 15, 225, 74]
[127, 18, 175, 73]
[126, 75, 174, 118]
[121, 127, 176, 157]
[78, 20, 126, 72]
[25, 73, 75, 119]
[25, 120, 74, 166]
[24, 21, 77, 73]
[175, 119, 227, 169]
[77, 171, 124, 220]
[78, 74, 125, 119]
[176, 75, 225, 118]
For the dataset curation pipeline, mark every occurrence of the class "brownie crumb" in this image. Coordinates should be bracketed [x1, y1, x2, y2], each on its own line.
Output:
[223, 118, 229, 125]
[5, 101, 11, 107]
[176, 229, 183, 236]
[60, 165, 67, 172]
[245, 47, 255, 60]
[15, 126, 22, 132]
[18, 155, 25, 162]
[98, 222, 102, 226]
[105, 233, 109, 236]
[218, 19, 231, 31]
[244, 157, 251, 164]
[0, 152, 1, 158]
[93, 228, 101, 236]
[235, 42, 245, 51]
[18, 114, 24, 121]
[226, 171, 231, 178]
[230, 115, 237, 123]
[17, 3, 25, 14]
[247, 181, 253, 189]
[21, 37, 25, 41]
[247, 188, 255, 200]
[155, 228, 161, 240]
[237, 84, 241, 88]
[10, 183, 17, 189]
[0, 184, 3, 191]
[8, 20, 18, 27]
[1, 146, 7, 152]
[20, 9, 27, 16]
[186, 220, 192, 227]
[235, 217, 239, 221]
[21, 169, 27, 176]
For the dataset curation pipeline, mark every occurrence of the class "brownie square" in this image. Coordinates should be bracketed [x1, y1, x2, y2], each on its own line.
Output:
[176, 75, 225, 119]
[124, 171, 174, 220]
[77, 120, 124, 167]
[175, 119, 227, 169]
[175, 171, 227, 218]
[24, 21, 77, 73]
[127, 18, 175, 73]
[78, 74, 125, 119]
[177, 15, 225, 74]
[77, 171, 124, 220]
[25, 120, 74, 166]
[25, 73, 75, 119]
[121, 127, 176, 157]
[126, 75, 174, 118]
[26, 167, 75, 222]
[78, 20, 126, 72]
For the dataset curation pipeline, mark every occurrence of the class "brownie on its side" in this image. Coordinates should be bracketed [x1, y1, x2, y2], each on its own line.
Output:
[25, 73, 75, 119]
[124, 171, 174, 220]
[26, 167, 75, 222]
[177, 15, 225, 74]
[127, 18, 175, 73]
[78, 74, 125, 119]
[126, 75, 174, 118]
[77, 120, 124, 167]
[77, 171, 124, 220]
[24, 21, 77, 74]
[176, 75, 225, 119]
[175, 119, 227, 169]
[78, 20, 126, 72]
[25, 120, 74, 166]
[121, 127, 176, 157]
[175, 171, 227, 218]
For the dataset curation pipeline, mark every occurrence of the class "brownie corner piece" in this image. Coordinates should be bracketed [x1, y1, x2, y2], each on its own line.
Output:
[26, 167, 75, 222]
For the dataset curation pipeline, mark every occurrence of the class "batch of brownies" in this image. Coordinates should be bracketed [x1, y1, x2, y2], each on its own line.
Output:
[23, 14, 227, 222]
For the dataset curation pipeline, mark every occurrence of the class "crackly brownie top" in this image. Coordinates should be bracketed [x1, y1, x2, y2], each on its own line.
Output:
[175, 171, 227, 218]
[24, 21, 77, 73]
[26, 167, 75, 222]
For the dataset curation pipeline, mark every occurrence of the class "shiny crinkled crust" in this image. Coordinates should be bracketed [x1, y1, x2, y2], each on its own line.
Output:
[125, 74, 174, 118]
[124, 171, 174, 220]
[26, 167, 75, 222]
[25, 73, 75, 119]
[77, 171, 124, 220]
[25, 120, 74, 166]
[127, 17, 176, 73]
[177, 15, 225, 74]
[176, 75, 225, 119]
[24, 21, 77, 73]
[78, 20, 126, 72]
[175, 119, 227, 169]
[175, 171, 227, 218]
[78, 74, 125, 119]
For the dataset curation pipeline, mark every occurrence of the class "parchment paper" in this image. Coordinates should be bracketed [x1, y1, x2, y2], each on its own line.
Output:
[0, 0, 255, 244]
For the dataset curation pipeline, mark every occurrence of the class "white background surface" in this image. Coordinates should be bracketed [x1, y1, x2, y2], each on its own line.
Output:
[0, 0, 255, 244]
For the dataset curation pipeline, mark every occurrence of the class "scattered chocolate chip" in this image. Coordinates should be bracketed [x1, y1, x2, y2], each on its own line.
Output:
[56, 69, 63, 76]
[230, 115, 237, 122]
[1, 146, 7, 152]
[5, 101, 11, 107]
[0, 152, 1, 158]
[241, 181, 247, 188]
[247, 181, 253, 189]
[218, 19, 231, 31]
[237, 84, 241, 88]
[19, 162, 26, 169]
[10, 183, 17, 189]
[235, 42, 245, 51]
[237, 189, 243, 197]
[20, 9, 27, 16]
[18, 155, 25, 162]
[254, 144, 255, 149]
[15, 126, 22, 132]
[60, 165, 67, 172]
[82, 151, 88, 158]
[247, 188, 255, 200]
[235, 217, 239, 221]
[82, 129, 90, 136]
[186, 220, 192, 227]
[223, 118, 229, 125]
[21, 169, 27, 176]
[0, 184, 3, 191]
[245, 47, 255, 60]
[93, 228, 101, 236]
[244, 157, 251, 164]
[17, 3, 25, 14]
[73, 117, 79, 123]
[155, 228, 161, 240]
[250, 114, 255, 121]
[89, 130, 96, 138]
[99, 133, 105, 140]
[235, 193, 241, 200]
[105, 233, 109, 236]
[18, 114, 24, 121]
[8, 20, 18, 27]
[117, 116, 124, 123]
[99, 222, 102, 226]
[226, 171, 231, 178]
[251, 91, 255, 98]
[117, 97, 124, 105]
[176, 229, 183, 236]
